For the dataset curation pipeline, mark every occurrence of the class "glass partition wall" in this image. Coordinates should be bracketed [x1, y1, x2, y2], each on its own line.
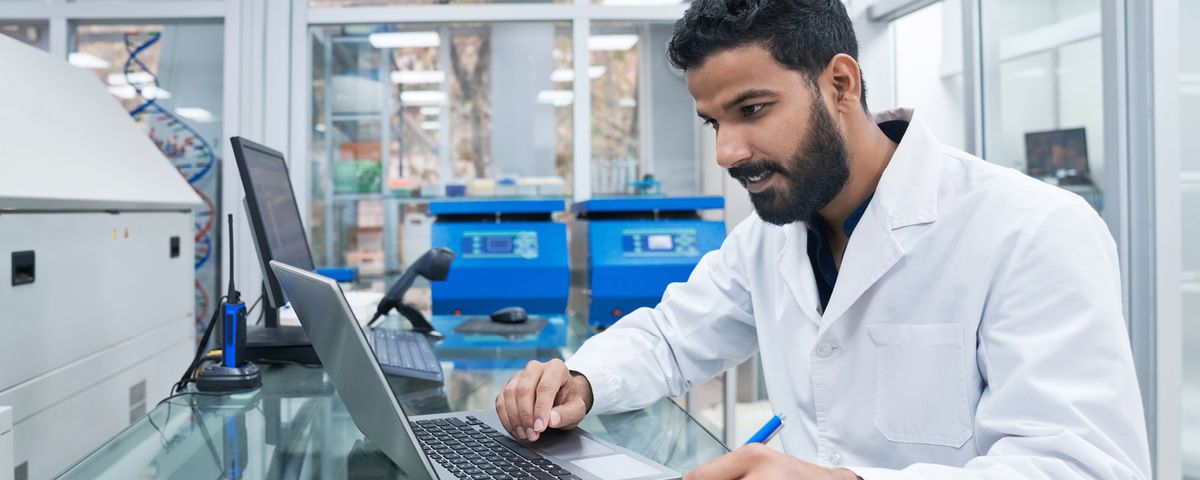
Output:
[309, 22, 574, 275]
[982, 0, 1106, 214]
[307, 17, 702, 278]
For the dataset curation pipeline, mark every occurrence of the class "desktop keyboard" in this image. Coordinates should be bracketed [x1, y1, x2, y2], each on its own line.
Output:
[412, 416, 581, 480]
[366, 328, 443, 382]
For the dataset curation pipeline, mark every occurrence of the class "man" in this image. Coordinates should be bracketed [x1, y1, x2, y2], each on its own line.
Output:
[495, 0, 1151, 478]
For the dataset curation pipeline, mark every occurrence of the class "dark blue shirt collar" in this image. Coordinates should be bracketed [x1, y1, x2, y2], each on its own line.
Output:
[806, 194, 873, 309]
[803, 118, 906, 311]
[834, 194, 873, 237]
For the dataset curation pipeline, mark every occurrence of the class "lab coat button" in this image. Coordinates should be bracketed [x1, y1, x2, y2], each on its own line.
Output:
[829, 452, 844, 466]
[816, 343, 836, 357]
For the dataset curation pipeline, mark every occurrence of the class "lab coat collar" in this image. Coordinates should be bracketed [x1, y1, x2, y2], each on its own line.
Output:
[870, 107, 942, 230]
[779, 226, 823, 324]
[781, 108, 944, 327]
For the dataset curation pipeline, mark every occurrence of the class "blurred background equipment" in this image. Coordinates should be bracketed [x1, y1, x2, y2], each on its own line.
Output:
[571, 196, 726, 330]
[429, 199, 570, 316]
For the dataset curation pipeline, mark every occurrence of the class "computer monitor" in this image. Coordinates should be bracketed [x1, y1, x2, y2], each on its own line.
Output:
[230, 136, 315, 326]
[1024, 127, 1091, 185]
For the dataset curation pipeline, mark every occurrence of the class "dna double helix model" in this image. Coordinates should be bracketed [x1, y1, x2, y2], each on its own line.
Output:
[122, 31, 218, 333]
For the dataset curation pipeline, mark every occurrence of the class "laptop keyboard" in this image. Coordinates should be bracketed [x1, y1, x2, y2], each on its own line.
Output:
[366, 328, 442, 381]
[412, 416, 581, 480]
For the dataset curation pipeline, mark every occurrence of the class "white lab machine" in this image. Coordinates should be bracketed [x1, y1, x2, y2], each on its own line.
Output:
[0, 36, 200, 479]
[0, 407, 11, 480]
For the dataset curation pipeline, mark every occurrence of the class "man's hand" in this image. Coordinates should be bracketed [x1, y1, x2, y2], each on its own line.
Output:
[686, 444, 861, 480]
[495, 359, 594, 442]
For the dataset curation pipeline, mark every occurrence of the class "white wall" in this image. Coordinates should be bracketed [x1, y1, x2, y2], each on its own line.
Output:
[893, 1, 966, 150]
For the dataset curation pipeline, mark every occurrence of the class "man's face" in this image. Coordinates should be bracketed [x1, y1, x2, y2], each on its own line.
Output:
[687, 45, 849, 226]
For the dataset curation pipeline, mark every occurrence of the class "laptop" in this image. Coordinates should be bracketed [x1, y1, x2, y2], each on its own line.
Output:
[270, 260, 682, 480]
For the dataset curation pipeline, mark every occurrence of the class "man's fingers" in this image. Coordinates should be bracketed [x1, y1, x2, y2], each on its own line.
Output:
[532, 361, 569, 434]
[495, 393, 512, 435]
[554, 382, 572, 406]
[684, 444, 765, 480]
[549, 398, 586, 430]
[502, 376, 525, 439]
[515, 361, 545, 439]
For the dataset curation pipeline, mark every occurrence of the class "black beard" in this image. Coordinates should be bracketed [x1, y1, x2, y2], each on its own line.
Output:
[731, 99, 849, 226]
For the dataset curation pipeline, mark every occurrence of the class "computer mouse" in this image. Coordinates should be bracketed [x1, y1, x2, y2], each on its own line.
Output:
[490, 306, 528, 324]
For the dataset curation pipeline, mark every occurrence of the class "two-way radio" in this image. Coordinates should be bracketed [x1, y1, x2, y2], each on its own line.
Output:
[195, 214, 263, 392]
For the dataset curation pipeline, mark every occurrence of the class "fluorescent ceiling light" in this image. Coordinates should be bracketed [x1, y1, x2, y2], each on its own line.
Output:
[391, 70, 446, 85]
[107, 72, 154, 86]
[68, 52, 110, 69]
[369, 31, 440, 49]
[106, 85, 171, 100]
[421, 121, 441, 130]
[175, 107, 215, 123]
[107, 86, 136, 99]
[143, 85, 171, 100]
[602, 0, 684, 4]
[550, 66, 607, 83]
[420, 106, 442, 116]
[588, 35, 639, 51]
[537, 90, 574, 107]
[400, 90, 448, 106]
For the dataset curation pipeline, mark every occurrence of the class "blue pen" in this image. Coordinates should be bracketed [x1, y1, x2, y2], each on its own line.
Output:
[744, 414, 786, 445]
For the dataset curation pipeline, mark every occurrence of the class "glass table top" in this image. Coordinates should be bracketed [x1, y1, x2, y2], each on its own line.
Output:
[58, 314, 729, 479]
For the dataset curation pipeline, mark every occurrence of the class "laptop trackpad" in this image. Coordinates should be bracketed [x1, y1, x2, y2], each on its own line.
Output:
[571, 455, 663, 480]
[535, 431, 615, 459]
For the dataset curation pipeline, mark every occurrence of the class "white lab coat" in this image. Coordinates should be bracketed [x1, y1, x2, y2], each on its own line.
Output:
[566, 108, 1151, 479]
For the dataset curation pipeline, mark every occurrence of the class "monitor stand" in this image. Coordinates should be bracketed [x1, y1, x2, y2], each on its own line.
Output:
[245, 302, 320, 366]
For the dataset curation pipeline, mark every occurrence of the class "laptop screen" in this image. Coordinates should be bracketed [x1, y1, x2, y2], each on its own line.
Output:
[269, 260, 436, 479]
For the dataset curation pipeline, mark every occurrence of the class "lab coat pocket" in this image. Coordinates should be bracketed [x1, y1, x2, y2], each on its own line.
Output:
[868, 323, 972, 448]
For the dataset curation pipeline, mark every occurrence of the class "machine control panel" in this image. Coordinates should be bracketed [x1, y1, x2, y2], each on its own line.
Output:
[461, 231, 539, 259]
[621, 228, 700, 257]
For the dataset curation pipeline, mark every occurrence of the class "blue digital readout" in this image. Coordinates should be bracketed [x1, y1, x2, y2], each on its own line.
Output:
[621, 228, 699, 257]
[461, 231, 539, 259]
[485, 236, 513, 254]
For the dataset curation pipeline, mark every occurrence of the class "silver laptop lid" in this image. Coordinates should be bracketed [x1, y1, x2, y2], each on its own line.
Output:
[270, 260, 437, 479]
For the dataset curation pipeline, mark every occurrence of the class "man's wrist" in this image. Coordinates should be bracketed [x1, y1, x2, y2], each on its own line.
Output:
[568, 370, 594, 413]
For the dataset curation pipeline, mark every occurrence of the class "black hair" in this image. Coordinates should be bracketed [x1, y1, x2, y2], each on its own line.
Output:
[667, 0, 868, 112]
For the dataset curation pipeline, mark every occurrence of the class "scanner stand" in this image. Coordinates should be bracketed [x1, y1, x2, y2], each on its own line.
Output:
[396, 304, 444, 340]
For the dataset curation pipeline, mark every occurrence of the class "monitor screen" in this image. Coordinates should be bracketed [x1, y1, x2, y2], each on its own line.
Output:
[233, 137, 315, 310]
[1024, 127, 1089, 182]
